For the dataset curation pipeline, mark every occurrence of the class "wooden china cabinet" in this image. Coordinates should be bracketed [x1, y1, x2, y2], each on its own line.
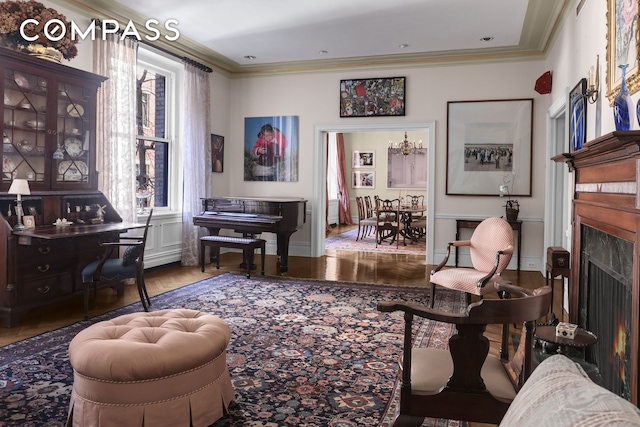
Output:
[0, 48, 133, 327]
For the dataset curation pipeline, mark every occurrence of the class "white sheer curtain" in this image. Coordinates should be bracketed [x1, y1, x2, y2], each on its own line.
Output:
[93, 35, 137, 222]
[181, 63, 211, 265]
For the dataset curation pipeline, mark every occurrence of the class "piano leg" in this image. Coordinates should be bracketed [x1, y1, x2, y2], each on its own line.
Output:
[276, 231, 295, 273]
[205, 227, 221, 266]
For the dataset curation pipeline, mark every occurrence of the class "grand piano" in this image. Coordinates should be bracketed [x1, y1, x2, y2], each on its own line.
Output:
[193, 196, 307, 273]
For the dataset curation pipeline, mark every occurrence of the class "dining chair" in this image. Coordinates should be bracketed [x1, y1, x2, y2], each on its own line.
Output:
[81, 210, 153, 320]
[355, 196, 376, 241]
[429, 216, 513, 308]
[375, 198, 405, 248]
[377, 281, 552, 425]
[364, 195, 374, 219]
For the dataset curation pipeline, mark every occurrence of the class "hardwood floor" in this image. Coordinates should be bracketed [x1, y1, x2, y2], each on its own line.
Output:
[0, 224, 562, 426]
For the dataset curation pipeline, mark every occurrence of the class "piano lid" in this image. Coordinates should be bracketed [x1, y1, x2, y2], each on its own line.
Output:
[200, 196, 307, 203]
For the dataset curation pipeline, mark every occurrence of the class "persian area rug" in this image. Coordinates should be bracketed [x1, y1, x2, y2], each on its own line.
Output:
[325, 227, 426, 255]
[0, 273, 467, 427]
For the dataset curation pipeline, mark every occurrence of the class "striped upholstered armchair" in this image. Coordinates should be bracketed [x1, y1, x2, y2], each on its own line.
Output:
[429, 216, 513, 307]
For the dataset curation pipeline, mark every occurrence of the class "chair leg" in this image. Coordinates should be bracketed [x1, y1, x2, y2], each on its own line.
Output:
[136, 271, 150, 311]
[260, 241, 265, 275]
[429, 283, 436, 308]
[83, 283, 90, 320]
[393, 414, 425, 427]
[200, 241, 205, 272]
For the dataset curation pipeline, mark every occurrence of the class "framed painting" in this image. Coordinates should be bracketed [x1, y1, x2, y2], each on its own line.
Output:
[606, 0, 640, 104]
[569, 79, 587, 152]
[244, 116, 299, 181]
[352, 150, 375, 168]
[353, 170, 375, 189]
[340, 77, 405, 117]
[211, 134, 224, 173]
[446, 99, 533, 196]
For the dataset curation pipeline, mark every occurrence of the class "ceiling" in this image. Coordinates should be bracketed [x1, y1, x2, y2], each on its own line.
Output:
[57, 0, 572, 75]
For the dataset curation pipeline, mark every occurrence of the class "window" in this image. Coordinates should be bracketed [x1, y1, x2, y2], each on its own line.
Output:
[135, 47, 181, 212]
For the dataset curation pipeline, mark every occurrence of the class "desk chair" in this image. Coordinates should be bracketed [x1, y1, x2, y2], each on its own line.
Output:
[81, 210, 153, 320]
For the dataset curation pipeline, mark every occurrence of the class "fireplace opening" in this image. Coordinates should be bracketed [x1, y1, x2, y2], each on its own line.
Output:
[579, 225, 633, 400]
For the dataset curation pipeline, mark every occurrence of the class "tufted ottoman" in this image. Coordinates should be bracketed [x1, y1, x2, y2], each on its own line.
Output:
[66, 309, 235, 427]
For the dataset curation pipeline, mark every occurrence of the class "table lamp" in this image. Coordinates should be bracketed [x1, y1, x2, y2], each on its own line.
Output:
[8, 179, 31, 231]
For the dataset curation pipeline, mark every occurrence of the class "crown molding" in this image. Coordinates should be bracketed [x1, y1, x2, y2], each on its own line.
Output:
[50, 0, 571, 78]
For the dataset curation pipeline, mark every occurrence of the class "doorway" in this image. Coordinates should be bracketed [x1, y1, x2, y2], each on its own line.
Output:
[312, 122, 436, 264]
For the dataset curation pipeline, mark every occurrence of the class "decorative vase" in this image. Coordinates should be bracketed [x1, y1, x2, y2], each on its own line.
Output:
[613, 64, 635, 131]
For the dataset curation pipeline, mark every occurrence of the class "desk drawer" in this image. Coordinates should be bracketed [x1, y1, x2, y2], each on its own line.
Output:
[17, 274, 74, 304]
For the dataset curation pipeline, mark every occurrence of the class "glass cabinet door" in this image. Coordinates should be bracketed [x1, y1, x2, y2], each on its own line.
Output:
[54, 82, 91, 184]
[2, 68, 48, 186]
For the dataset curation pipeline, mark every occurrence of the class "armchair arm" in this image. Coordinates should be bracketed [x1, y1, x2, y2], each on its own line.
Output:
[91, 241, 143, 281]
[476, 244, 515, 288]
[430, 240, 471, 274]
[377, 300, 467, 324]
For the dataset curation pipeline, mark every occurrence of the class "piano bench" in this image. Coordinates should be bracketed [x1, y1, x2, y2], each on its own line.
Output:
[200, 236, 266, 278]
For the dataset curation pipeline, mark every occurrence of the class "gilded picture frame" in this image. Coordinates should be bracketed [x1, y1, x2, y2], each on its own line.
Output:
[606, 0, 640, 104]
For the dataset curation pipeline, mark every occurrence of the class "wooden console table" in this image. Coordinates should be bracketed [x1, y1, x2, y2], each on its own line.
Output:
[455, 218, 522, 272]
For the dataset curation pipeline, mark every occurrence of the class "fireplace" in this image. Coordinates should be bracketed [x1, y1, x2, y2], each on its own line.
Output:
[554, 131, 640, 405]
[579, 225, 633, 399]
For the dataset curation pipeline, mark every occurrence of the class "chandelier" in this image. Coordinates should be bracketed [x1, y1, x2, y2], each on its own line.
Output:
[388, 131, 425, 156]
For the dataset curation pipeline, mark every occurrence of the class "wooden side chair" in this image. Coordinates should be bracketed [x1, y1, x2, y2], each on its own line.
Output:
[375, 198, 405, 248]
[377, 281, 552, 426]
[355, 196, 376, 241]
[429, 216, 513, 307]
[81, 210, 153, 320]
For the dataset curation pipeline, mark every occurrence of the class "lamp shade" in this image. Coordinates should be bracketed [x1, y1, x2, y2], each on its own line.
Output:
[8, 179, 31, 196]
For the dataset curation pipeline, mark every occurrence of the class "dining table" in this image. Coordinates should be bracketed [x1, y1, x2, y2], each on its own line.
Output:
[373, 203, 426, 245]
[399, 203, 426, 242]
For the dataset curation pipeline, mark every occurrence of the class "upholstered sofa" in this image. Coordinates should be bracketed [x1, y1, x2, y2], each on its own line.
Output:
[500, 354, 640, 426]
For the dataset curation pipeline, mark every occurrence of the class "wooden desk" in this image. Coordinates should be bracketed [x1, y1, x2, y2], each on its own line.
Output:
[455, 218, 522, 272]
[1, 222, 145, 327]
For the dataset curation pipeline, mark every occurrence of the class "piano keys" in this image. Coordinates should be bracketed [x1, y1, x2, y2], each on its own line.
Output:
[193, 196, 307, 272]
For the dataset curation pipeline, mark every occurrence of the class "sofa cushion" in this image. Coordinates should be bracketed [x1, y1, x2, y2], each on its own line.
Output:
[500, 354, 640, 426]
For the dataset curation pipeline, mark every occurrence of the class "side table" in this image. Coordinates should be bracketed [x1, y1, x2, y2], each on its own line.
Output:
[535, 325, 597, 358]
[545, 247, 570, 319]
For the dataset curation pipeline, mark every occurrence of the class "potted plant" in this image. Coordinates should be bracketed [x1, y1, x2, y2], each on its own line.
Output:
[0, 0, 78, 61]
[499, 175, 519, 221]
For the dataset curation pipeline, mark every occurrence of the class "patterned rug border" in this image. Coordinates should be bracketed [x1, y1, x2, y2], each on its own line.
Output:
[0, 272, 466, 427]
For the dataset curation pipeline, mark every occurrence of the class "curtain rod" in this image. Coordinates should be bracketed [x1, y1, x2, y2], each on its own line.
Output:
[94, 19, 213, 73]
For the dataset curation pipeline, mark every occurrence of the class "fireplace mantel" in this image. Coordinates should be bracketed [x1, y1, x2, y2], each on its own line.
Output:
[554, 130, 640, 405]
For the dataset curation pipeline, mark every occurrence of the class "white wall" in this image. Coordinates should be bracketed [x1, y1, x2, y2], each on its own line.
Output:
[229, 61, 550, 267]
[42, 0, 623, 270]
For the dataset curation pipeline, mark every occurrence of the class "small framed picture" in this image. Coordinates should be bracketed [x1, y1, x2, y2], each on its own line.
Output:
[23, 215, 35, 229]
[353, 170, 375, 188]
[211, 134, 224, 173]
[352, 150, 375, 168]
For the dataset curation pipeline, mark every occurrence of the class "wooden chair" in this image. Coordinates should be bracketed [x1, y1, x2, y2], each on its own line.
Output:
[355, 196, 376, 241]
[429, 216, 513, 308]
[364, 195, 374, 219]
[81, 210, 153, 320]
[377, 281, 552, 426]
[375, 198, 405, 248]
[405, 194, 426, 240]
